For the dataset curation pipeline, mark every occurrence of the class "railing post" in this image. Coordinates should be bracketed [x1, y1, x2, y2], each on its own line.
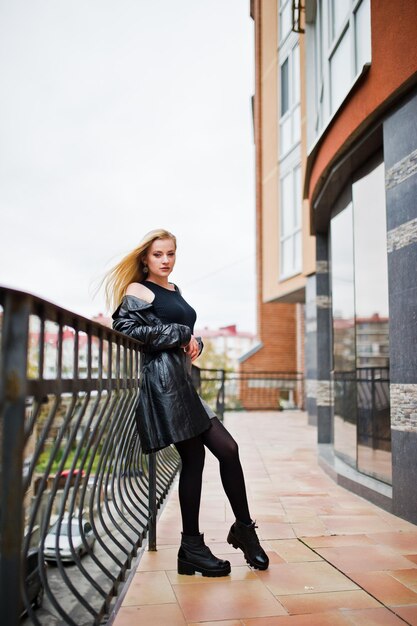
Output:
[0, 292, 30, 625]
[148, 452, 157, 551]
[216, 369, 226, 421]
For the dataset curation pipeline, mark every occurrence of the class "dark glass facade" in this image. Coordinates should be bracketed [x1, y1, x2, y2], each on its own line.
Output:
[330, 159, 391, 484]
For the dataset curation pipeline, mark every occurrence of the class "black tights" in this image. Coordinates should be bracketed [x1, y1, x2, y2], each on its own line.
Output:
[175, 417, 251, 536]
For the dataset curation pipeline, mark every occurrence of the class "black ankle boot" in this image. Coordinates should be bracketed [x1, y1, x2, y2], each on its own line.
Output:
[178, 533, 231, 577]
[227, 520, 269, 570]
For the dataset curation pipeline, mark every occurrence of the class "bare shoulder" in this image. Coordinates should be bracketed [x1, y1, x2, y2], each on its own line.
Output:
[125, 282, 155, 303]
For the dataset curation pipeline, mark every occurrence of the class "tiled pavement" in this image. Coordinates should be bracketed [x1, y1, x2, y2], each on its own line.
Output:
[112, 411, 417, 626]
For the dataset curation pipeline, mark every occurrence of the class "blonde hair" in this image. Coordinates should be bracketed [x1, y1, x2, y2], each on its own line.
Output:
[104, 229, 177, 310]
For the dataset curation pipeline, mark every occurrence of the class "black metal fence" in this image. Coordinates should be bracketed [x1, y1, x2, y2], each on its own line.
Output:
[333, 367, 391, 449]
[194, 368, 304, 413]
[0, 287, 180, 626]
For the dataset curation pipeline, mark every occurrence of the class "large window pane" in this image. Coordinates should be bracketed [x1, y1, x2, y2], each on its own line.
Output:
[281, 238, 293, 276]
[332, 0, 351, 38]
[294, 166, 301, 227]
[281, 173, 293, 236]
[353, 161, 391, 484]
[293, 44, 300, 103]
[280, 116, 292, 155]
[294, 230, 301, 270]
[331, 203, 357, 467]
[330, 30, 351, 114]
[281, 59, 289, 116]
[280, 0, 292, 41]
[293, 104, 301, 145]
[355, 0, 371, 72]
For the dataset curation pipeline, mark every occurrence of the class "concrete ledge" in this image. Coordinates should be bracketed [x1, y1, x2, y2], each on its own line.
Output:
[318, 444, 393, 513]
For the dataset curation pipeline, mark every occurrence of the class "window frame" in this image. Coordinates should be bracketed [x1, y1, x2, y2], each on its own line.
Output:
[279, 40, 301, 159]
[312, 0, 371, 139]
[279, 164, 302, 280]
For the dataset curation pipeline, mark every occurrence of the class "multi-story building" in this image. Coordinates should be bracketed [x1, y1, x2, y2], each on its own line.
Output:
[251, 0, 417, 523]
[194, 324, 256, 370]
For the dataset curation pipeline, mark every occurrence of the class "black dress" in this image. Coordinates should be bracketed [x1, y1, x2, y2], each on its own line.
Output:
[142, 281, 197, 332]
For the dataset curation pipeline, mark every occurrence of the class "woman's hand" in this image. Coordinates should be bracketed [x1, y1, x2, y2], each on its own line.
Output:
[184, 335, 200, 361]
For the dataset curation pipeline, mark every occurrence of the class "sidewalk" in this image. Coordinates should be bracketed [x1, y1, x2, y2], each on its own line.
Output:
[113, 411, 417, 626]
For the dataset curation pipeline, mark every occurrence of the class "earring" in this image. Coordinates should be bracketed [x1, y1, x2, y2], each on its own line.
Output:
[143, 265, 148, 274]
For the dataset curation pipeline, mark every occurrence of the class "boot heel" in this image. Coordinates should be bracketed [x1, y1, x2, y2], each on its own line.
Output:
[177, 559, 196, 575]
[227, 532, 239, 550]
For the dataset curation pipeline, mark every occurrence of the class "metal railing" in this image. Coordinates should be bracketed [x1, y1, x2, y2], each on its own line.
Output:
[194, 368, 304, 413]
[0, 287, 180, 625]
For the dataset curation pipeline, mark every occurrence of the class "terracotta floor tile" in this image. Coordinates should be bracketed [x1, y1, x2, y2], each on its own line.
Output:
[394, 605, 417, 625]
[137, 546, 178, 571]
[123, 571, 176, 606]
[320, 515, 393, 534]
[341, 607, 409, 625]
[258, 523, 296, 540]
[189, 622, 243, 626]
[350, 571, 417, 605]
[113, 604, 186, 626]
[255, 562, 358, 595]
[408, 556, 417, 565]
[277, 590, 379, 614]
[369, 532, 417, 554]
[167, 565, 257, 585]
[316, 544, 417, 573]
[292, 520, 331, 537]
[172, 579, 287, 621]
[243, 611, 352, 625]
[304, 534, 377, 548]
[388, 568, 417, 590]
[268, 539, 323, 563]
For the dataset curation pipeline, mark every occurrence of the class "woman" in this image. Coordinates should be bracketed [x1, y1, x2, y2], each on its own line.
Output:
[107, 229, 269, 577]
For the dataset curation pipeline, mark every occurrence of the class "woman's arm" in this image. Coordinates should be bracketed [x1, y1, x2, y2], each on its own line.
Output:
[113, 315, 191, 350]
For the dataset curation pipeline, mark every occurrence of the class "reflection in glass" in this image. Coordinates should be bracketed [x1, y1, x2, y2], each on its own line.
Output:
[331, 203, 357, 466]
[332, 0, 350, 38]
[353, 161, 391, 483]
[280, 0, 292, 42]
[355, 0, 371, 73]
[330, 30, 351, 114]
[281, 59, 289, 116]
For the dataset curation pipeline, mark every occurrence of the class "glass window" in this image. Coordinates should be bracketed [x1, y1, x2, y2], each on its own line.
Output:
[293, 44, 300, 103]
[330, 161, 391, 483]
[281, 59, 289, 116]
[310, 0, 371, 139]
[282, 172, 293, 235]
[280, 166, 302, 277]
[279, 44, 301, 155]
[279, 0, 292, 42]
[294, 230, 301, 269]
[330, 30, 351, 114]
[355, 0, 371, 72]
[332, 0, 351, 38]
[352, 161, 391, 484]
[281, 116, 292, 155]
[282, 238, 293, 276]
[330, 203, 357, 467]
[294, 162, 301, 225]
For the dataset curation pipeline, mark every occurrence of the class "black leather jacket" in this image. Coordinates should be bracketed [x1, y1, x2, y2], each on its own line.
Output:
[112, 295, 212, 453]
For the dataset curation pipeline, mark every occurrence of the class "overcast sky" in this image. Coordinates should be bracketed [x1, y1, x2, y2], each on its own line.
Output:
[0, 0, 256, 332]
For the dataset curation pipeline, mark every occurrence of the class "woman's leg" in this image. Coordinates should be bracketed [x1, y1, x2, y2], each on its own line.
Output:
[201, 417, 251, 525]
[202, 418, 269, 571]
[175, 434, 231, 576]
[175, 436, 205, 536]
